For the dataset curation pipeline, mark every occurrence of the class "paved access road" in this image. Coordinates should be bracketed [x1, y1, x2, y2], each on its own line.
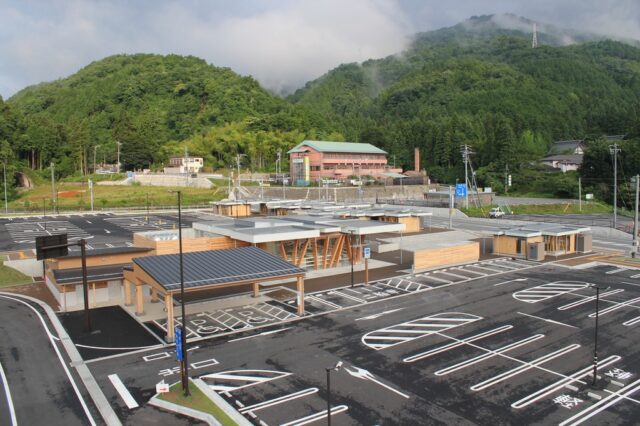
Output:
[0, 293, 101, 425]
[88, 261, 640, 425]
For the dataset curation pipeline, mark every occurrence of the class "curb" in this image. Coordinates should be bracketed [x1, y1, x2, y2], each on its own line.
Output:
[194, 378, 252, 426]
[148, 391, 221, 426]
[0, 292, 122, 426]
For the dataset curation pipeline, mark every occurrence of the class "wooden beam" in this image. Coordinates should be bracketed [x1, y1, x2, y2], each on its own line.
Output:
[123, 279, 132, 306]
[297, 239, 310, 267]
[296, 275, 305, 316]
[292, 240, 299, 265]
[279, 241, 287, 261]
[135, 284, 145, 316]
[322, 236, 331, 269]
[330, 235, 345, 268]
[345, 234, 353, 263]
[165, 293, 175, 342]
[313, 238, 319, 270]
[252, 282, 260, 297]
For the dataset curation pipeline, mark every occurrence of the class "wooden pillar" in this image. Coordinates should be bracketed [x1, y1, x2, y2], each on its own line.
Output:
[151, 286, 159, 303]
[165, 293, 175, 342]
[123, 279, 132, 306]
[253, 282, 260, 297]
[313, 238, 319, 270]
[322, 236, 330, 269]
[135, 284, 145, 316]
[296, 275, 305, 316]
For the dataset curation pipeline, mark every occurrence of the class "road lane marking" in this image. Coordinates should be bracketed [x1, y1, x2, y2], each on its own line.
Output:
[355, 308, 404, 321]
[239, 388, 319, 413]
[403, 325, 513, 363]
[435, 334, 545, 376]
[559, 378, 640, 426]
[494, 278, 528, 287]
[108, 374, 139, 409]
[557, 289, 625, 310]
[201, 369, 291, 392]
[517, 312, 578, 329]
[0, 295, 96, 425]
[345, 366, 410, 399]
[511, 355, 621, 409]
[280, 406, 349, 426]
[606, 268, 627, 275]
[470, 344, 581, 391]
[0, 362, 17, 426]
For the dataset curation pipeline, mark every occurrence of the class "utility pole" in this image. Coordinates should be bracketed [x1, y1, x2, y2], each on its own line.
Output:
[236, 153, 246, 197]
[460, 145, 472, 209]
[116, 141, 122, 173]
[578, 176, 582, 212]
[89, 179, 94, 212]
[50, 162, 57, 213]
[276, 150, 282, 175]
[633, 175, 639, 258]
[3, 160, 7, 214]
[609, 144, 620, 229]
[449, 185, 453, 229]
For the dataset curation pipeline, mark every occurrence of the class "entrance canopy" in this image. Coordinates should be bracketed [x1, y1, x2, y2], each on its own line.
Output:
[133, 246, 305, 293]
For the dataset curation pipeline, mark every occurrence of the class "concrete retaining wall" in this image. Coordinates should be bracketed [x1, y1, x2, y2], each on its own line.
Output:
[4, 258, 42, 277]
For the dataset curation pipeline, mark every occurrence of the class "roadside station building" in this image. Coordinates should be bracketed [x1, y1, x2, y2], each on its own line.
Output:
[287, 140, 402, 184]
[124, 247, 306, 342]
[44, 246, 153, 311]
[493, 224, 592, 259]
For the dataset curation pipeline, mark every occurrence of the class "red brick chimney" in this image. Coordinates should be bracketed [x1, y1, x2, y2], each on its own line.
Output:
[414, 147, 420, 172]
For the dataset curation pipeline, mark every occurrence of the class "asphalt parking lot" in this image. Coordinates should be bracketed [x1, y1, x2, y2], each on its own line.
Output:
[86, 260, 640, 425]
[0, 212, 207, 253]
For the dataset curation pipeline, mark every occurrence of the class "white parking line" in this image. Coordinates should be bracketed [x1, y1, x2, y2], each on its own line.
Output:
[588, 296, 640, 318]
[108, 374, 139, 409]
[330, 290, 367, 304]
[559, 378, 640, 426]
[435, 334, 545, 376]
[511, 355, 621, 409]
[605, 268, 627, 274]
[557, 289, 625, 311]
[404, 325, 513, 363]
[514, 282, 589, 303]
[470, 344, 581, 391]
[280, 405, 349, 426]
[308, 295, 342, 309]
[517, 312, 578, 329]
[623, 315, 640, 326]
[201, 370, 292, 392]
[240, 388, 318, 413]
[0, 362, 17, 426]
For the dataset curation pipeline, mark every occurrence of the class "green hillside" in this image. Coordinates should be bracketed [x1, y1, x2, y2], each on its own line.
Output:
[290, 15, 640, 186]
[7, 54, 332, 175]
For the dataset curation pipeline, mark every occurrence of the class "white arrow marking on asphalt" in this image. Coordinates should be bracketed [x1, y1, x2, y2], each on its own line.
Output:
[104, 229, 111, 234]
[344, 366, 409, 399]
[355, 308, 404, 321]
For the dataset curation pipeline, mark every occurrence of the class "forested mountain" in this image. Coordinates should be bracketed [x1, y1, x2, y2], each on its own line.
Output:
[290, 14, 640, 185]
[4, 14, 640, 198]
[7, 54, 333, 175]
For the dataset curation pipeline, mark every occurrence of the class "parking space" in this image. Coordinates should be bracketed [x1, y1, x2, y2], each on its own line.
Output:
[104, 215, 189, 233]
[86, 258, 640, 425]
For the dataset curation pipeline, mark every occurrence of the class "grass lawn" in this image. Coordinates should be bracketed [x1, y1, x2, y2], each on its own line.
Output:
[10, 183, 224, 212]
[462, 202, 612, 218]
[0, 256, 33, 288]
[159, 381, 238, 426]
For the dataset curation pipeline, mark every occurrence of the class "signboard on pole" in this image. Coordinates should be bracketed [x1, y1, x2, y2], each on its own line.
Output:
[585, 194, 594, 200]
[175, 326, 184, 361]
[455, 183, 467, 198]
[363, 246, 371, 259]
[156, 381, 169, 394]
[35, 234, 68, 260]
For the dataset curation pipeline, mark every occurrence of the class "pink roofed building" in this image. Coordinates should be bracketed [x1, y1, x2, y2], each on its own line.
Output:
[287, 140, 403, 183]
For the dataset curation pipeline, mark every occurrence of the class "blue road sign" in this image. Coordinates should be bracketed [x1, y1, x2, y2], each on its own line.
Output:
[175, 326, 184, 361]
[363, 247, 371, 259]
[455, 183, 467, 198]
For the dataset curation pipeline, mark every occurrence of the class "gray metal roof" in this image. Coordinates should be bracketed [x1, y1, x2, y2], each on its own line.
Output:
[133, 246, 305, 291]
[52, 263, 130, 285]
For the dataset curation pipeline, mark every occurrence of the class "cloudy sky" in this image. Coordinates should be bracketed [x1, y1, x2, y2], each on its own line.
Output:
[1, 0, 639, 98]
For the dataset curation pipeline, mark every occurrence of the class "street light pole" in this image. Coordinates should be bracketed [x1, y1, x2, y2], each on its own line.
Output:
[50, 162, 57, 213]
[173, 190, 190, 396]
[325, 361, 343, 426]
[116, 141, 122, 173]
[609, 144, 620, 229]
[633, 175, 639, 258]
[93, 145, 100, 174]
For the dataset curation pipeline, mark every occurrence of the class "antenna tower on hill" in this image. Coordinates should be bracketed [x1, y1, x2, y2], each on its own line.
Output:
[532, 22, 538, 48]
